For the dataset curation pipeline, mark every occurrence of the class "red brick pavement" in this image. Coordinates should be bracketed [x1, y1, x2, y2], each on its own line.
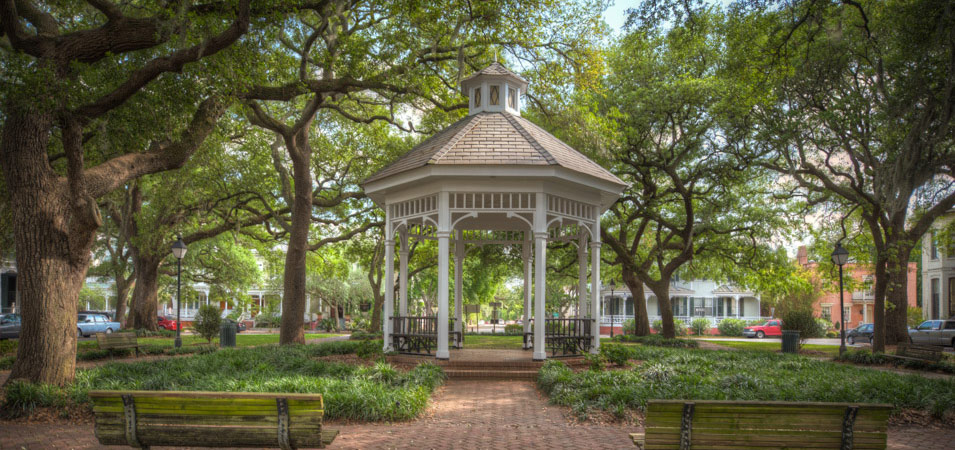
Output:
[1, 379, 954, 449]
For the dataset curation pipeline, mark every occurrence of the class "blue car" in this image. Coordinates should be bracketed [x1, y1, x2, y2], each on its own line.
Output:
[77, 314, 120, 337]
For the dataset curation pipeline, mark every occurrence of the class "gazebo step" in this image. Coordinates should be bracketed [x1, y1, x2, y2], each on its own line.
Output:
[444, 369, 540, 380]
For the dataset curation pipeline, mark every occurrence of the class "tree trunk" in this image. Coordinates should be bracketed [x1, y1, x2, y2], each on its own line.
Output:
[1, 109, 97, 386]
[114, 275, 133, 328]
[128, 254, 161, 331]
[884, 243, 913, 346]
[279, 136, 312, 345]
[648, 282, 675, 338]
[622, 268, 651, 336]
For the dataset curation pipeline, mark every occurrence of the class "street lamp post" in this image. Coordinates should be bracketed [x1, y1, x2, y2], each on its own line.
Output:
[171, 235, 188, 348]
[831, 243, 849, 356]
[609, 279, 617, 339]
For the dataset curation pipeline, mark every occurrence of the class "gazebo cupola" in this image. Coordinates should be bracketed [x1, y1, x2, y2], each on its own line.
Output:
[363, 63, 626, 361]
[460, 62, 528, 116]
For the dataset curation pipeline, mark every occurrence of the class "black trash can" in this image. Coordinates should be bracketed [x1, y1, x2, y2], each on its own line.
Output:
[220, 320, 237, 348]
[781, 330, 800, 353]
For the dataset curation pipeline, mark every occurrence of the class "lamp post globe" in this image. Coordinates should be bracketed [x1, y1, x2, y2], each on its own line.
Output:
[172, 235, 187, 348]
[831, 243, 849, 355]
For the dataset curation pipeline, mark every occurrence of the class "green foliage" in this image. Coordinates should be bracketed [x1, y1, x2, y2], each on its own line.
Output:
[0, 355, 14, 370]
[717, 318, 746, 337]
[504, 324, 524, 335]
[611, 334, 699, 349]
[132, 328, 175, 338]
[780, 309, 824, 340]
[355, 340, 383, 360]
[836, 349, 955, 375]
[908, 307, 924, 328]
[584, 353, 605, 371]
[193, 305, 223, 344]
[538, 345, 955, 419]
[600, 344, 632, 367]
[652, 319, 687, 336]
[319, 317, 338, 332]
[349, 331, 382, 341]
[690, 318, 711, 336]
[1, 381, 70, 418]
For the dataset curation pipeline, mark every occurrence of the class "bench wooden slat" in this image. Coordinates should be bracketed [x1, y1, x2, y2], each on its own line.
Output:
[890, 343, 943, 363]
[90, 390, 334, 449]
[635, 400, 891, 450]
[95, 332, 140, 356]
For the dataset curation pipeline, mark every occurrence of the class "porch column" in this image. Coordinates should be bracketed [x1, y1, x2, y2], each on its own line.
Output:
[736, 295, 741, 318]
[399, 228, 409, 316]
[522, 232, 532, 349]
[436, 192, 451, 360]
[454, 230, 464, 348]
[533, 192, 548, 361]
[305, 295, 310, 322]
[756, 295, 761, 319]
[382, 206, 395, 353]
[578, 231, 588, 318]
[590, 219, 601, 353]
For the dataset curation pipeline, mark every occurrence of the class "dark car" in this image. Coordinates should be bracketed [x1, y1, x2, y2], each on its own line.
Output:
[0, 313, 21, 340]
[223, 318, 246, 333]
[846, 323, 874, 345]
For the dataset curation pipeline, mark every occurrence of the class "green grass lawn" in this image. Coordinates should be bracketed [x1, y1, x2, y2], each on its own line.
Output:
[539, 342, 955, 420]
[703, 339, 842, 357]
[462, 334, 525, 349]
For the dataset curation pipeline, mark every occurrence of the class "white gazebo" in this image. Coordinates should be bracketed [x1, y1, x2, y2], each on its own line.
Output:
[362, 63, 625, 360]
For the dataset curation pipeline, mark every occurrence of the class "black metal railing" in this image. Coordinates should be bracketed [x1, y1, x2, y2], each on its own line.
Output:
[390, 316, 463, 354]
[523, 318, 595, 357]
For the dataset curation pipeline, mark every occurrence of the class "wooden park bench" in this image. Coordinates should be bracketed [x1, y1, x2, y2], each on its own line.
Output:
[89, 390, 338, 449]
[886, 342, 943, 363]
[96, 332, 140, 357]
[522, 319, 595, 356]
[632, 400, 892, 449]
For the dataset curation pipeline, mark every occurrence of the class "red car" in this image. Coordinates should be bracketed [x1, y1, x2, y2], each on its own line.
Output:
[743, 319, 782, 338]
[157, 316, 181, 331]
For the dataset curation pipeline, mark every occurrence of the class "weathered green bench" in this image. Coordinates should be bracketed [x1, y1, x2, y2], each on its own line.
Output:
[887, 342, 943, 363]
[90, 390, 338, 449]
[96, 332, 140, 356]
[632, 399, 892, 449]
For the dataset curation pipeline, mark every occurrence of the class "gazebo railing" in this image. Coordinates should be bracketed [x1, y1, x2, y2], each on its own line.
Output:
[390, 316, 463, 355]
[523, 318, 595, 357]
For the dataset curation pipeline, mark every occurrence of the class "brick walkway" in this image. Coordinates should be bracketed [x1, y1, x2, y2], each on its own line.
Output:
[1, 378, 954, 449]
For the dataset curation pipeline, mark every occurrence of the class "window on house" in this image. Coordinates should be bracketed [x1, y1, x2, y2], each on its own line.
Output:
[931, 278, 940, 320]
[931, 231, 939, 259]
[843, 306, 851, 323]
[821, 305, 832, 320]
[949, 278, 955, 318]
[489, 85, 500, 105]
[473, 87, 481, 108]
[508, 87, 517, 109]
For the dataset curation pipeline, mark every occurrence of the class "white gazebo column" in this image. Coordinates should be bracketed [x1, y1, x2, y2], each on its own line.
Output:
[382, 209, 395, 352]
[578, 231, 588, 318]
[522, 232, 532, 350]
[436, 192, 451, 360]
[453, 231, 464, 348]
[399, 228, 409, 316]
[590, 220, 601, 353]
[533, 193, 548, 361]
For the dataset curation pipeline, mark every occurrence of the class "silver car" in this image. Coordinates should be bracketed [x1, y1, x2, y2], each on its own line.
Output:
[908, 320, 955, 347]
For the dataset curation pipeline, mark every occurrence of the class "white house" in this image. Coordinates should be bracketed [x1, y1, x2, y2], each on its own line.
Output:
[922, 211, 955, 320]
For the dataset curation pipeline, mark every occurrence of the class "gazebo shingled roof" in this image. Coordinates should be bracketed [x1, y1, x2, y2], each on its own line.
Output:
[364, 112, 624, 186]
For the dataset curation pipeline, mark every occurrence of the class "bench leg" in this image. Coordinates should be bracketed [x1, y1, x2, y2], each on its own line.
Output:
[630, 432, 645, 449]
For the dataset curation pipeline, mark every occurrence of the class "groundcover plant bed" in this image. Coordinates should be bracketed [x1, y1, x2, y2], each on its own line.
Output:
[3, 341, 445, 422]
[537, 344, 955, 420]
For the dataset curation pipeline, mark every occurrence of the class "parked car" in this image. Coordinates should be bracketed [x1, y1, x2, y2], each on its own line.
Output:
[846, 323, 874, 345]
[157, 316, 181, 331]
[223, 318, 246, 333]
[743, 319, 783, 338]
[908, 320, 955, 347]
[0, 313, 21, 340]
[77, 314, 121, 337]
[79, 310, 114, 321]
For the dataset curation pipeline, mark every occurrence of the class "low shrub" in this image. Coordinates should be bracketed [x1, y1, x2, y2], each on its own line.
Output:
[349, 330, 382, 340]
[504, 324, 523, 334]
[1, 380, 70, 417]
[319, 317, 338, 332]
[193, 304, 222, 344]
[0, 339, 18, 354]
[779, 309, 824, 339]
[0, 355, 14, 370]
[717, 318, 746, 336]
[836, 348, 955, 375]
[600, 344, 631, 366]
[583, 352, 604, 371]
[651, 319, 688, 336]
[611, 334, 699, 348]
[132, 328, 175, 338]
[826, 330, 839, 338]
[691, 318, 711, 336]
[356, 340, 383, 359]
